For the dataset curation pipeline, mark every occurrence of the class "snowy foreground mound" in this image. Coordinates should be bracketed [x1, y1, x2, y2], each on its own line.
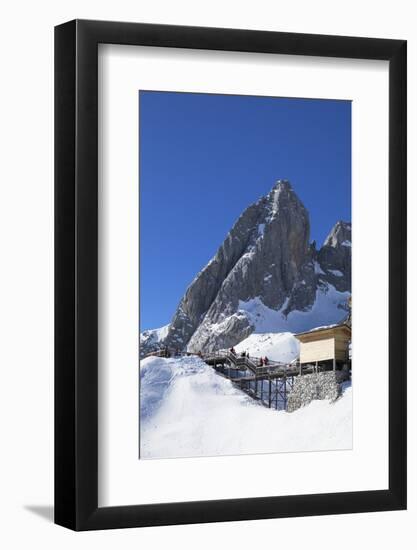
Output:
[140, 355, 352, 459]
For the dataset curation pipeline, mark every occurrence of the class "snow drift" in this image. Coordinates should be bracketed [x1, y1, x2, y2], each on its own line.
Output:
[140, 355, 352, 459]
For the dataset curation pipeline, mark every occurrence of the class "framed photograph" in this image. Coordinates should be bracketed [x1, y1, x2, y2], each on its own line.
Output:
[55, 19, 406, 530]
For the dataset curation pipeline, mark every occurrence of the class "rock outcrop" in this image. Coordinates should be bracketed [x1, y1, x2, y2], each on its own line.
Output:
[318, 220, 351, 292]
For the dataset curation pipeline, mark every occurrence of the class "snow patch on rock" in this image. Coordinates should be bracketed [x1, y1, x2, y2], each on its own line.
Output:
[328, 269, 344, 277]
[314, 261, 326, 275]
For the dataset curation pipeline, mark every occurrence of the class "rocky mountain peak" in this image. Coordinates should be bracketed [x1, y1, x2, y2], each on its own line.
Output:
[318, 220, 351, 293]
[323, 220, 351, 248]
[140, 180, 351, 357]
[266, 179, 300, 215]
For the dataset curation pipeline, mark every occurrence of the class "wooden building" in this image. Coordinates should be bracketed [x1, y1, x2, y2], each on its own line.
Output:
[295, 323, 351, 371]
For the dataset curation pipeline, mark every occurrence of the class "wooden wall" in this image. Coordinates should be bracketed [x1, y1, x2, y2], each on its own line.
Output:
[335, 336, 350, 362]
[300, 337, 335, 364]
[298, 328, 351, 364]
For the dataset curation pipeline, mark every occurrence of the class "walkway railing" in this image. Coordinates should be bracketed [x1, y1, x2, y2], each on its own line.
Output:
[144, 346, 304, 378]
[201, 349, 302, 378]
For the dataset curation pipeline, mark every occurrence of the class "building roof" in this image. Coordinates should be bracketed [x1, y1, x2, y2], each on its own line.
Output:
[295, 322, 351, 340]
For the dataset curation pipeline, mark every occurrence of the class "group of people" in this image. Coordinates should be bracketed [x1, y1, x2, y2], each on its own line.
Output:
[229, 347, 248, 358]
[229, 347, 269, 366]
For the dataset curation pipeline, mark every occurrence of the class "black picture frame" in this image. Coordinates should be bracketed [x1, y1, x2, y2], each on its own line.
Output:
[55, 19, 407, 531]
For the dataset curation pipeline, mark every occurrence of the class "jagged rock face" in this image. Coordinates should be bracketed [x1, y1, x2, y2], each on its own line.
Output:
[141, 180, 351, 355]
[318, 221, 351, 292]
[165, 180, 310, 351]
[162, 199, 264, 351]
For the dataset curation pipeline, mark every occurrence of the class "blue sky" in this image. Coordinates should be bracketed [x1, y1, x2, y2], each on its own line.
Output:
[140, 91, 351, 331]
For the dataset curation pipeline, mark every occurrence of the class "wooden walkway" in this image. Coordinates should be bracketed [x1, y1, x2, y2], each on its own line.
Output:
[202, 350, 312, 410]
[202, 350, 313, 379]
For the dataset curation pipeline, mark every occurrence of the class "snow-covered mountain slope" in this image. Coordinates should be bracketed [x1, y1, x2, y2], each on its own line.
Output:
[139, 324, 170, 358]
[238, 283, 350, 334]
[140, 355, 352, 459]
[189, 282, 349, 356]
[234, 332, 299, 363]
